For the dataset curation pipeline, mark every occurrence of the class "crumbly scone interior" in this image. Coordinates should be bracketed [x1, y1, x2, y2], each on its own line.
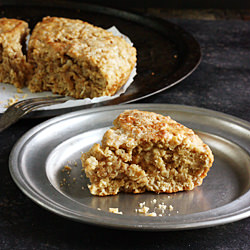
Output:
[0, 19, 32, 88]
[28, 50, 109, 98]
[81, 127, 213, 196]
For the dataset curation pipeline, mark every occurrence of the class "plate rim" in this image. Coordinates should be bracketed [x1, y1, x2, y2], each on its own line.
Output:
[9, 104, 250, 231]
[0, 0, 201, 118]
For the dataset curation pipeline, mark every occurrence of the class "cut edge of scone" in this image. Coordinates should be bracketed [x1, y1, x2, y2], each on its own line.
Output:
[27, 16, 137, 99]
[0, 18, 32, 88]
[81, 110, 214, 196]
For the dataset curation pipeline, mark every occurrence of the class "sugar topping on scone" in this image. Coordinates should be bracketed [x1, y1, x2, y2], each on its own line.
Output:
[81, 109, 214, 196]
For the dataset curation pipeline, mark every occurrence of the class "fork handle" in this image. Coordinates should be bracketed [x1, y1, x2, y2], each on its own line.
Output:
[0, 96, 70, 132]
[0, 107, 26, 133]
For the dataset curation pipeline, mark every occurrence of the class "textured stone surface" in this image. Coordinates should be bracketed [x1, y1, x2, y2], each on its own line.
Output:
[0, 19, 250, 250]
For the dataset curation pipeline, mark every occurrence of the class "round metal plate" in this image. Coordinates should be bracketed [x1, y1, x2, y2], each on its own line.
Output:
[9, 104, 250, 230]
[0, 1, 201, 117]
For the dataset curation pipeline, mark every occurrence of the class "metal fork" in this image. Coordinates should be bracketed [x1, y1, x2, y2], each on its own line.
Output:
[0, 96, 70, 132]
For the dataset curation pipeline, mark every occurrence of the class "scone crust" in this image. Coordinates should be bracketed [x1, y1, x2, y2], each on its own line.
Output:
[82, 110, 214, 196]
[27, 16, 136, 98]
[0, 18, 32, 88]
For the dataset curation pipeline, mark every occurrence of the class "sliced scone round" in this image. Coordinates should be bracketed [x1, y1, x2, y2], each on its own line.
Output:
[81, 109, 214, 196]
[0, 18, 32, 88]
[27, 16, 136, 99]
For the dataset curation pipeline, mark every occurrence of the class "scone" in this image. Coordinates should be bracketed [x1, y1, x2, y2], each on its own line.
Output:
[81, 110, 214, 196]
[0, 18, 32, 88]
[27, 16, 136, 99]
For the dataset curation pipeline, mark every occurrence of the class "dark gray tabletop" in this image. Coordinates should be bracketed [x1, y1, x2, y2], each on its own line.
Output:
[0, 18, 250, 249]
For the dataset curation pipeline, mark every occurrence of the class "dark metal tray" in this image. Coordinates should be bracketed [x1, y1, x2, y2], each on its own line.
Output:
[0, 1, 201, 117]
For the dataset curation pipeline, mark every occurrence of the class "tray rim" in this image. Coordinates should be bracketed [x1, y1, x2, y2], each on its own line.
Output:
[0, 0, 201, 118]
[9, 104, 250, 231]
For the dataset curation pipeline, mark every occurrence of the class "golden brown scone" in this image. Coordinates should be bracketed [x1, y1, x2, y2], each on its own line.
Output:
[81, 110, 214, 196]
[0, 18, 32, 88]
[27, 16, 136, 99]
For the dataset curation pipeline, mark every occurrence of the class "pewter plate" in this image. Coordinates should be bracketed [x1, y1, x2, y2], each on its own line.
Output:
[9, 104, 250, 230]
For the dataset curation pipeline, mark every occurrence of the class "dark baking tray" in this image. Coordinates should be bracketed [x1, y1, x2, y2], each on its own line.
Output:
[0, 0, 201, 117]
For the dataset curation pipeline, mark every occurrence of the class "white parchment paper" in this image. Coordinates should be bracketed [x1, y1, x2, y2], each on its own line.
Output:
[0, 26, 136, 112]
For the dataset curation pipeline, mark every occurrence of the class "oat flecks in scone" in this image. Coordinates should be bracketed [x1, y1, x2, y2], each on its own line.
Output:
[0, 18, 32, 88]
[27, 16, 137, 99]
[81, 109, 214, 196]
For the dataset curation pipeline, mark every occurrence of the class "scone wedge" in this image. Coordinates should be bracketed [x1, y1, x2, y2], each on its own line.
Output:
[81, 110, 214, 196]
[27, 16, 136, 99]
[0, 18, 32, 88]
